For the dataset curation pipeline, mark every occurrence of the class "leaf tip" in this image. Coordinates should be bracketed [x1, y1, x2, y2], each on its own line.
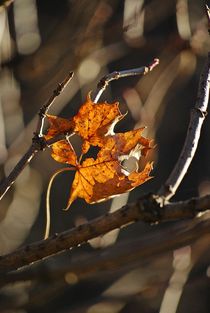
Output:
[65, 191, 78, 210]
[63, 201, 72, 211]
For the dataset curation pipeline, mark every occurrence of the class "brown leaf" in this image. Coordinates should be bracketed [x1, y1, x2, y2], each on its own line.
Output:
[67, 155, 153, 208]
[50, 140, 78, 166]
[45, 93, 154, 208]
[45, 115, 74, 140]
[67, 128, 153, 207]
[45, 116, 77, 166]
[73, 93, 124, 153]
[98, 128, 152, 160]
[45, 93, 124, 164]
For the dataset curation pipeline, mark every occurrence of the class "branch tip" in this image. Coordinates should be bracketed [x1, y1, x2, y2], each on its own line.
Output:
[53, 71, 74, 96]
[148, 58, 159, 72]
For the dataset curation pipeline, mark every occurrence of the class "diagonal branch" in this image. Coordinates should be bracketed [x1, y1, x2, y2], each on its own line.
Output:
[35, 72, 74, 137]
[157, 52, 210, 200]
[0, 73, 74, 200]
[0, 145, 36, 200]
[0, 192, 210, 273]
[1, 211, 209, 286]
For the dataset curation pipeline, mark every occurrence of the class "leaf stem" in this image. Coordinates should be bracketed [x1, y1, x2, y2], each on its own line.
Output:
[45, 167, 75, 239]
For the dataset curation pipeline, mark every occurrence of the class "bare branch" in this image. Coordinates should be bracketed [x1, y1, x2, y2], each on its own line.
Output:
[92, 58, 159, 102]
[0, 60, 158, 201]
[0, 145, 36, 200]
[0, 193, 210, 273]
[0, 213, 208, 286]
[157, 52, 210, 200]
[35, 71, 74, 137]
[0, 73, 74, 200]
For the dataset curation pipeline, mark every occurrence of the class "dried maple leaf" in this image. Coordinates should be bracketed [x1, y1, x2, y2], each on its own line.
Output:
[46, 93, 124, 154]
[66, 127, 153, 207]
[73, 93, 124, 153]
[46, 114, 74, 140]
[50, 139, 78, 166]
[68, 155, 153, 208]
[98, 128, 152, 159]
[45, 93, 154, 208]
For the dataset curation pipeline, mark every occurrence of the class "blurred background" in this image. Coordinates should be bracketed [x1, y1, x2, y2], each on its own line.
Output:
[0, 0, 210, 312]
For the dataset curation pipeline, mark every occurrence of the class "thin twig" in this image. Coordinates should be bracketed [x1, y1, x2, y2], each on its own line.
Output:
[0, 192, 210, 272]
[0, 73, 74, 200]
[35, 71, 74, 136]
[0, 145, 36, 200]
[0, 60, 158, 201]
[92, 58, 159, 102]
[157, 52, 210, 200]
[43, 59, 159, 239]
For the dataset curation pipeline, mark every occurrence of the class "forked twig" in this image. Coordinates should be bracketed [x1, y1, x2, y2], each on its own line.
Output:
[43, 58, 159, 239]
[0, 49, 210, 272]
[0, 73, 74, 200]
[0, 60, 159, 201]
[92, 58, 159, 102]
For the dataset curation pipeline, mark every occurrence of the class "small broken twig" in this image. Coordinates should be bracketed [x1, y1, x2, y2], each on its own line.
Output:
[92, 58, 159, 102]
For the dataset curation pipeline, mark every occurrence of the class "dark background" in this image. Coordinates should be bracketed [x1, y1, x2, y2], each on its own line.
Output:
[0, 0, 210, 312]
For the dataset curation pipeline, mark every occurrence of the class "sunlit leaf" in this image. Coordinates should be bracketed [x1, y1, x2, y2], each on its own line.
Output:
[73, 93, 124, 153]
[50, 140, 78, 167]
[45, 114, 74, 139]
[45, 93, 154, 208]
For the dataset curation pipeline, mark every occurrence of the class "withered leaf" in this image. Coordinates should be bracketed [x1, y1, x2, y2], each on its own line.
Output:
[45, 93, 154, 208]
[50, 140, 77, 167]
[73, 93, 124, 154]
[98, 128, 152, 160]
[46, 114, 74, 139]
[46, 92, 124, 159]
[68, 155, 153, 208]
